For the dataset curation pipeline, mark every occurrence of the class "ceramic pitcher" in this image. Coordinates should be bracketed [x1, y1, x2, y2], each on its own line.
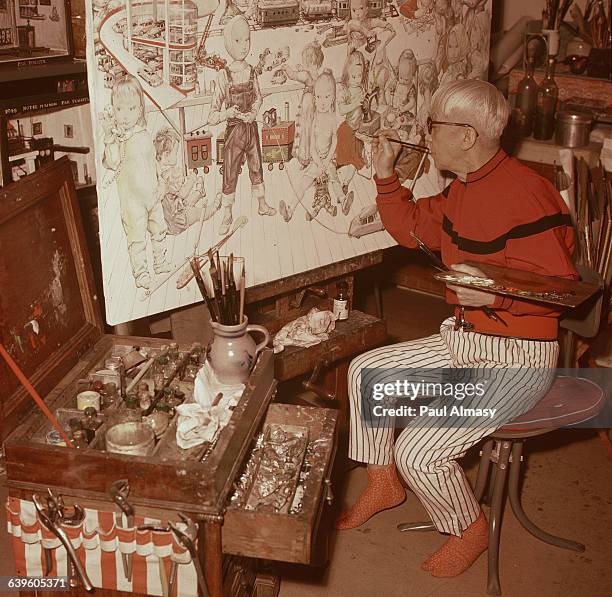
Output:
[208, 316, 270, 384]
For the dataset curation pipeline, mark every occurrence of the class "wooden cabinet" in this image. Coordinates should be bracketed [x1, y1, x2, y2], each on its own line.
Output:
[1, 159, 339, 597]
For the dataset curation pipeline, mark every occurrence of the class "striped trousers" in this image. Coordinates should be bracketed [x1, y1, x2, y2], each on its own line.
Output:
[348, 317, 559, 536]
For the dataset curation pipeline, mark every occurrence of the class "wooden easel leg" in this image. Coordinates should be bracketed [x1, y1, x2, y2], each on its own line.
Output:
[202, 521, 223, 597]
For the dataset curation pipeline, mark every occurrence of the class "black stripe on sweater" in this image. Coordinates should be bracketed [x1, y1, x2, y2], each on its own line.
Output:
[442, 212, 572, 254]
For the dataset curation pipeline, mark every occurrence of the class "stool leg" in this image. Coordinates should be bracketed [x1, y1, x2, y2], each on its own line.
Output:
[474, 439, 494, 503]
[508, 442, 585, 552]
[487, 440, 511, 597]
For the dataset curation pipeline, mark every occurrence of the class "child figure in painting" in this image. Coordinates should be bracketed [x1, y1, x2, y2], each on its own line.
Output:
[383, 49, 418, 139]
[279, 70, 353, 222]
[416, 59, 439, 130]
[153, 127, 219, 235]
[208, 15, 275, 235]
[346, 0, 395, 107]
[336, 50, 368, 172]
[439, 22, 471, 86]
[101, 75, 171, 291]
[280, 40, 324, 168]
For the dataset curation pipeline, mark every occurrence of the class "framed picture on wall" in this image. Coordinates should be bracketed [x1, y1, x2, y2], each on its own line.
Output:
[32, 122, 42, 135]
[1, 0, 73, 68]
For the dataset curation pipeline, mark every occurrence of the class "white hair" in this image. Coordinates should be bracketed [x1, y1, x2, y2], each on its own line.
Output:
[430, 79, 510, 142]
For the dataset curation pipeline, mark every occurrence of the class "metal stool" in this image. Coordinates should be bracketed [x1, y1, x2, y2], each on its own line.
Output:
[397, 376, 605, 595]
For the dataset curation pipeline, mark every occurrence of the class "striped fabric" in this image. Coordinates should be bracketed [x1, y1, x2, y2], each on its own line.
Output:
[5, 497, 198, 596]
[348, 317, 559, 536]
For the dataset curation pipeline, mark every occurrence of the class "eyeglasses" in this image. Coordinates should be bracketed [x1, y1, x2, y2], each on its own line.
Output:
[426, 116, 479, 137]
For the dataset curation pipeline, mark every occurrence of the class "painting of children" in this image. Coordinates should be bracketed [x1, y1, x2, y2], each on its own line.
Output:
[345, 0, 396, 107]
[100, 75, 171, 291]
[207, 15, 275, 235]
[84, 0, 492, 326]
[336, 50, 368, 172]
[153, 127, 219, 236]
[280, 40, 324, 168]
[383, 49, 418, 139]
[280, 70, 353, 222]
[439, 21, 471, 86]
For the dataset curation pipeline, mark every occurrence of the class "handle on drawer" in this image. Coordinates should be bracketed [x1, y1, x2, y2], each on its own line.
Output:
[302, 358, 335, 401]
[324, 479, 334, 506]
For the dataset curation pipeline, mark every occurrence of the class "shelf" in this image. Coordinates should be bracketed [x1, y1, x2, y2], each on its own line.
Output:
[0, 60, 87, 85]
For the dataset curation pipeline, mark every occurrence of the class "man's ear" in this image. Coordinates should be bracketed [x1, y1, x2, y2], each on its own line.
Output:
[461, 127, 478, 150]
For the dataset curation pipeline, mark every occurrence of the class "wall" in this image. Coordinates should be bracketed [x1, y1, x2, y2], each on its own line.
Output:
[497, 0, 589, 31]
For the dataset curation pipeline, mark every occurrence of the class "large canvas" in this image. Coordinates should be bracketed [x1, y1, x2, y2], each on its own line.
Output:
[86, 0, 492, 325]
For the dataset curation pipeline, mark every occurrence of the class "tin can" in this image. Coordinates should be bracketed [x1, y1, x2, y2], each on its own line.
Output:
[555, 111, 593, 148]
[77, 390, 101, 411]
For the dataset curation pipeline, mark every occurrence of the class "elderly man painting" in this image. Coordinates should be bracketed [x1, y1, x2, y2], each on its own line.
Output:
[337, 80, 577, 577]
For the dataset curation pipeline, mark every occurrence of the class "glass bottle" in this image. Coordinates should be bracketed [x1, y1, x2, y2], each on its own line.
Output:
[533, 57, 558, 140]
[69, 417, 83, 438]
[71, 430, 88, 449]
[168, 342, 180, 364]
[181, 353, 198, 382]
[102, 382, 118, 409]
[122, 393, 142, 421]
[82, 407, 101, 443]
[152, 356, 166, 391]
[515, 58, 538, 137]
[333, 280, 350, 321]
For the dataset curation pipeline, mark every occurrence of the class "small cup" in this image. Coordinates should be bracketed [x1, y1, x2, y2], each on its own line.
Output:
[77, 390, 101, 411]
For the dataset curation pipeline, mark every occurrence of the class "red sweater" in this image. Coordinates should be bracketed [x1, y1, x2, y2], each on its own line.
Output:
[376, 149, 578, 340]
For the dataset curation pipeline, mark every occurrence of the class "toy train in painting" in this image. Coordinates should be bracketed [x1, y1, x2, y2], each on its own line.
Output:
[185, 106, 295, 174]
[255, 0, 386, 27]
[348, 204, 384, 238]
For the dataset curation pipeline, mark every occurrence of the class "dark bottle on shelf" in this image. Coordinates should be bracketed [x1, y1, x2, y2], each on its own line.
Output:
[82, 407, 102, 443]
[515, 58, 538, 137]
[333, 280, 350, 321]
[533, 57, 559, 140]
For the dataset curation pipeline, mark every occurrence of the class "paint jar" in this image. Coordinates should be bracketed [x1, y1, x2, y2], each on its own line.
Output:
[105, 422, 155, 456]
[76, 390, 101, 411]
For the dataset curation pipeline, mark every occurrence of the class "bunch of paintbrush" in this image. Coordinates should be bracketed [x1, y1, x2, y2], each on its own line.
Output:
[191, 252, 246, 325]
[567, 157, 612, 287]
[543, 0, 573, 30]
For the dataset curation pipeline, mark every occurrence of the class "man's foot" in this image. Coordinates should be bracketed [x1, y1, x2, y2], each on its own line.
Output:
[258, 202, 276, 216]
[342, 191, 354, 216]
[219, 208, 232, 235]
[335, 464, 406, 530]
[279, 200, 292, 222]
[422, 511, 488, 577]
[154, 261, 173, 275]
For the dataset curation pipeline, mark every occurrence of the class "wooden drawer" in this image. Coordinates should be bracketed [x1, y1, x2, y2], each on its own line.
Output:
[222, 403, 338, 565]
[5, 338, 276, 516]
[274, 310, 387, 381]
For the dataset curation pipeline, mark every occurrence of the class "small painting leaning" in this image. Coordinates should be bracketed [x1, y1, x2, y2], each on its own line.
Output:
[85, 0, 492, 325]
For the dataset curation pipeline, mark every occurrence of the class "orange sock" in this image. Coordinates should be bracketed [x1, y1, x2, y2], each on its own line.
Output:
[335, 463, 406, 530]
[422, 511, 488, 577]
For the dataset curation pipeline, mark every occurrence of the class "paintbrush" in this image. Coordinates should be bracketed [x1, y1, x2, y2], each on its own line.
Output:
[360, 133, 431, 153]
[409, 231, 507, 326]
[190, 258, 218, 322]
[228, 253, 238, 324]
[239, 261, 246, 324]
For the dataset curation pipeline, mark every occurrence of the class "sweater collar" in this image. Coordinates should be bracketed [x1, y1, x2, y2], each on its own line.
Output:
[466, 148, 508, 184]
